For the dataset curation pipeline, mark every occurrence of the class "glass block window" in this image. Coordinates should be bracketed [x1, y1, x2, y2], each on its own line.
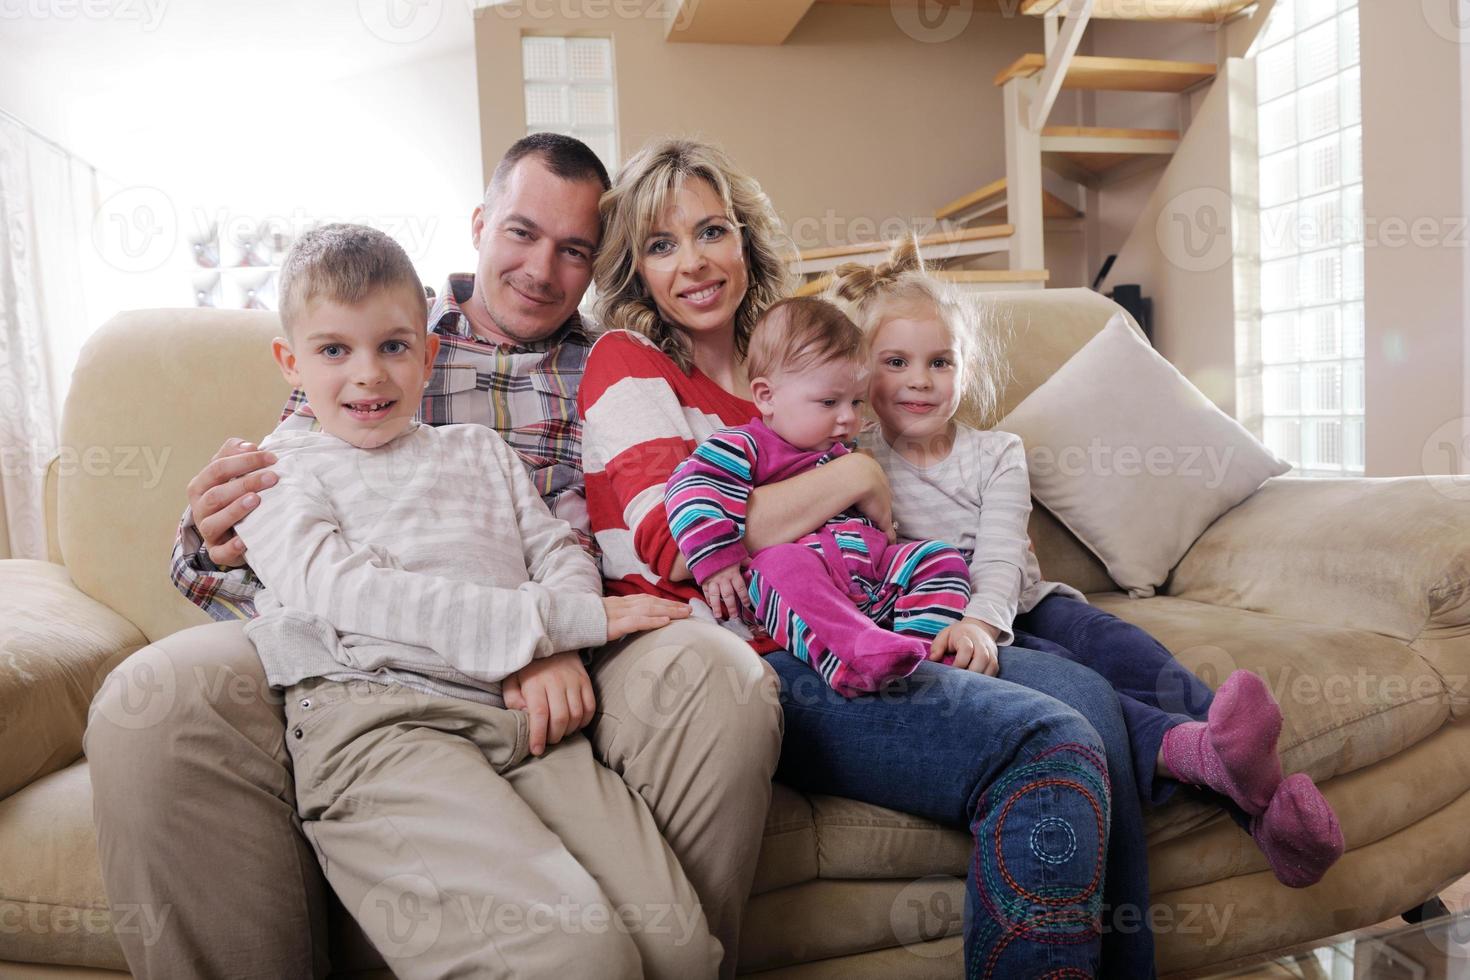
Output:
[521, 36, 619, 175]
[1243, 0, 1363, 475]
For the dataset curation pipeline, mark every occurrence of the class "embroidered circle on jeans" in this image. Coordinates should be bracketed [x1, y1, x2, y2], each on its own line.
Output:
[1029, 816, 1078, 865]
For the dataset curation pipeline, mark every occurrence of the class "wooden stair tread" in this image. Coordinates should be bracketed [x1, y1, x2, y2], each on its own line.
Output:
[936, 177, 1082, 223]
[1039, 126, 1181, 179]
[1021, 0, 1253, 21]
[795, 224, 1012, 263]
[795, 269, 1049, 297]
[1041, 125, 1181, 141]
[994, 53, 1216, 92]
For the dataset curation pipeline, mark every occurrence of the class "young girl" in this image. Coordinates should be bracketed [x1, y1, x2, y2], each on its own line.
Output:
[664, 295, 974, 697]
[827, 238, 1346, 890]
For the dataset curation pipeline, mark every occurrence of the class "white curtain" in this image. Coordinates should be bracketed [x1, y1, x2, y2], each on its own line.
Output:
[0, 111, 97, 560]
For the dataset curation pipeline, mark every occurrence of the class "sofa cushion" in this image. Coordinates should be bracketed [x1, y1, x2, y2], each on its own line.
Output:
[0, 762, 124, 971]
[998, 315, 1290, 598]
[1089, 593, 1452, 843]
[753, 782, 820, 895]
[0, 561, 146, 800]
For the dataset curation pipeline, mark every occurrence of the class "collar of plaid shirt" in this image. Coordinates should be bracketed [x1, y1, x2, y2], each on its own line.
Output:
[278, 273, 593, 423]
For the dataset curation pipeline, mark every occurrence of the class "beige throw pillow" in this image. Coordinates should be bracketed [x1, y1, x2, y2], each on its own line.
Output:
[997, 313, 1291, 598]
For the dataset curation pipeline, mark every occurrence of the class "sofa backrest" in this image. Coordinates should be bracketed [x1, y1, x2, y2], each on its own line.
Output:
[57, 308, 291, 642]
[56, 289, 1127, 643]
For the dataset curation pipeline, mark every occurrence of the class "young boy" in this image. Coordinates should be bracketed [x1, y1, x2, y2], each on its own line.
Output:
[663, 297, 973, 698]
[234, 224, 717, 980]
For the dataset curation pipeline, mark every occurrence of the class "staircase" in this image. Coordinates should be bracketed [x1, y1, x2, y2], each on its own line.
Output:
[786, 0, 1254, 295]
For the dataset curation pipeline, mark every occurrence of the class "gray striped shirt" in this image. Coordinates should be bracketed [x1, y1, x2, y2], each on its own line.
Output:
[861, 425, 1083, 645]
[235, 422, 608, 705]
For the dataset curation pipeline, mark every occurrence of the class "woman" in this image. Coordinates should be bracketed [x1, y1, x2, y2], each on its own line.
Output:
[578, 136, 1151, 978]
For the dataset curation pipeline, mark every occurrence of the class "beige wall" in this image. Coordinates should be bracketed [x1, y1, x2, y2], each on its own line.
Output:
[475, 3, 1070, 269]
[1358, 2, 1469, 477]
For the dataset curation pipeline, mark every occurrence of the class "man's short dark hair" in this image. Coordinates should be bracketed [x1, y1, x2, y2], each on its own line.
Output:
[486, 133, 612, 205]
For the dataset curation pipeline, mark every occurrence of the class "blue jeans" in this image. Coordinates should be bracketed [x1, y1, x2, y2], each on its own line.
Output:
[767, 651, 1112, 978]
[1013, 595, 1216, 807]
[997, 646, 1160, 979]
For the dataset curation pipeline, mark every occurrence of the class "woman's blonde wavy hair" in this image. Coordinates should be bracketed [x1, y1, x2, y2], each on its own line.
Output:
[824, 237, 1006, 428]
[593, 137, 794, 373]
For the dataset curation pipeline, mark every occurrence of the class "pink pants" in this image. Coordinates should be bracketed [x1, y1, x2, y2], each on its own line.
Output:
[747, 522, 971, 697]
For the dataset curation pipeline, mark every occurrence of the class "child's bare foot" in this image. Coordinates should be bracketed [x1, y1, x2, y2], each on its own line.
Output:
[1160, 670, 1284, 815]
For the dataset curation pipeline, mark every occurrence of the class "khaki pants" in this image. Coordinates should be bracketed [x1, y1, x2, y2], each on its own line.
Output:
[86, 619, 781, 979]
[282, 677, 717, 979]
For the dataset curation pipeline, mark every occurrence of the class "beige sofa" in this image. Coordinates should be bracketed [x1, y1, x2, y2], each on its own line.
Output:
[4, 287, 1470, 978]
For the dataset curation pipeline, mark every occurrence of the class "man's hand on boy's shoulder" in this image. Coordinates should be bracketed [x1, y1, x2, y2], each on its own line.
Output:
[503, 651, 597, 757]
[185, 437, 279, 569]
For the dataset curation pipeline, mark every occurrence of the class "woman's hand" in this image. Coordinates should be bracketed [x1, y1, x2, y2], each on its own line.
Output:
[602, 594, 692, 641]
[702, 562, 752, 621]
[929, 618, 1001, 676]
[185, 438, 279, 568]
[502, 651, 596, 756]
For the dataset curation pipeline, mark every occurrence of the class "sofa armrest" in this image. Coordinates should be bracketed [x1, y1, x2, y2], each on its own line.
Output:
[1167, 476, 1470, 712]
[0, 560, 147, 799]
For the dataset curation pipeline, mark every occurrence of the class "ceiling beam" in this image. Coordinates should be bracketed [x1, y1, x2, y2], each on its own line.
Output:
[666, 0, 819, 44]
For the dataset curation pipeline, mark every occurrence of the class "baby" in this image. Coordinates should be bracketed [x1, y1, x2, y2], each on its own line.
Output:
[664, 297, 972, 697]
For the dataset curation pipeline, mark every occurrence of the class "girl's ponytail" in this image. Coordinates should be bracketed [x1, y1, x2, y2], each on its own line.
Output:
[829, 235, 924, 304]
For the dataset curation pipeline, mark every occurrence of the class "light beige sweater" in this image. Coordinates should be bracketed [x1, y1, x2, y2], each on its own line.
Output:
[236, 422, 607, 706]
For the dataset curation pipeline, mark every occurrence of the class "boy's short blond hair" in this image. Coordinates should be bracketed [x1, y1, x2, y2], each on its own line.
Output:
[277, 223, 427, 336]
[745, 297, 863, 381]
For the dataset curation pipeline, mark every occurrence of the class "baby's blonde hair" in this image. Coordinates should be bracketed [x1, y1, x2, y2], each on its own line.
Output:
[825, 236, 1004, 427]
[593, 137, 794, 374]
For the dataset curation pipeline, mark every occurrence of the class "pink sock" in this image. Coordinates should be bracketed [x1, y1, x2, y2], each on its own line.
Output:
[1160, 670, 1284, 815]
[1250, 773, 1345, 888]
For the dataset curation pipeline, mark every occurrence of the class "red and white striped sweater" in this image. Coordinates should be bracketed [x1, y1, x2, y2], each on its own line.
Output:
[578, 330, 768, 637]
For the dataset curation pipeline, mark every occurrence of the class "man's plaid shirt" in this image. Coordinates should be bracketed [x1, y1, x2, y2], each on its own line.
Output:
[170, 274, 596, 621]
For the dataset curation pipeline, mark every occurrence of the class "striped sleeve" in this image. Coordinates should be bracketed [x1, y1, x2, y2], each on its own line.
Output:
[665, 426, 759, 584]
[578, 332, 700, 582]
[964, 432, 1035, 644]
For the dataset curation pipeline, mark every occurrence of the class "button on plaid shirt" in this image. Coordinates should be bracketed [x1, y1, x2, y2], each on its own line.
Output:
[170, 274, 595, 621]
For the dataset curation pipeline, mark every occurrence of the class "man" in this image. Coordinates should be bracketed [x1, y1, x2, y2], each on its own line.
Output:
[86, 134, 781, 979]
